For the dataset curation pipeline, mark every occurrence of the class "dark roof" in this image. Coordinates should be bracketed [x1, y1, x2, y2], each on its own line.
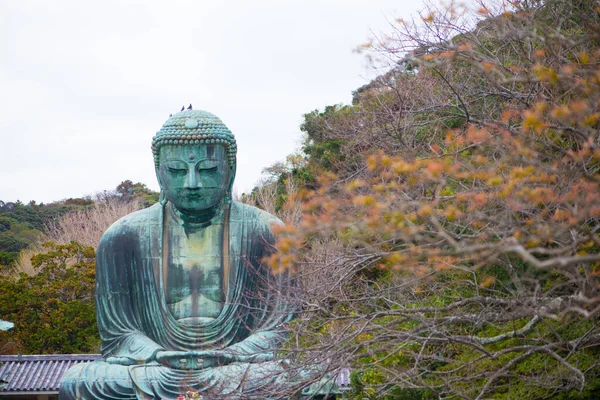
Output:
[0, 354, 101, 393]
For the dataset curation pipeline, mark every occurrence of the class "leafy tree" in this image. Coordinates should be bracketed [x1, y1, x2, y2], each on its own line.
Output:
[0, 200, 83, 270]
[0, 241, 98, 354]
[0, 234, 30, 253]
[0, 251, 17, 266]
[63, 197, 94, 207]
[116, 179, 159, 207]
[267, 1, 600, 398]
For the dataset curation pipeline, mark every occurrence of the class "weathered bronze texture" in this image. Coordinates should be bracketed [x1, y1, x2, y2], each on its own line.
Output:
[59, 110, 294, 399]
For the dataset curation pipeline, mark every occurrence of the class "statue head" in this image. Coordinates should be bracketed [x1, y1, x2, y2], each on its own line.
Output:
[151, 110, 237, 214]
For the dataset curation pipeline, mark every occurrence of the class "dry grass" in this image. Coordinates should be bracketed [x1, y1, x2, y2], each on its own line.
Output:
[45, 199, 141, 248]
[14, 199, 141, 276]
[13, 244, 45, 276]
[243, 178, 302, 226]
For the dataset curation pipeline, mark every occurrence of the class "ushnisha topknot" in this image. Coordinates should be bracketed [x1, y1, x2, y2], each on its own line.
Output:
[151, 110, 237, 168]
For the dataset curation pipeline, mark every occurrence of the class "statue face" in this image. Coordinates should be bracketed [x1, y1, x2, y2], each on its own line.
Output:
[158, 144, 232, 212]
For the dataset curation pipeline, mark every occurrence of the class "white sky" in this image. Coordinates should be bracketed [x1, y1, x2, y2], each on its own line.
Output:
[0, 0, 425, 203]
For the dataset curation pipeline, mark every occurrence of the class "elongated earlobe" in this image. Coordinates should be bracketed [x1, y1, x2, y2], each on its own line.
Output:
[159, 189, 168, 205]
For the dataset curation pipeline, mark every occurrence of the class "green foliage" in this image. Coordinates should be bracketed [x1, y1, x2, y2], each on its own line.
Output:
[301, 106, 351, 173]
[9, 203, 43, 230]
[303, 139, 345, 172]
[0, 241, 99, 354]
[0, 215, 12, 232]
[0, 233, 31, 253]
[37, 202, 84, 224]
[63, 197, 94, 206]
[0, 200, 85, 259]
[301, 106, 347, 143]
[116, 179, 159, 207]
[0, 251, 17, 266]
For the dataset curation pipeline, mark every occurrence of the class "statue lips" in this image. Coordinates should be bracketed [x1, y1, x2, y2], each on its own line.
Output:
[181, 188, 220, 199]
[183, 191, 203, 199]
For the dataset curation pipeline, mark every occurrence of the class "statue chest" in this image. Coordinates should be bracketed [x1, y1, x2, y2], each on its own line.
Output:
[164, 223, 226, 322]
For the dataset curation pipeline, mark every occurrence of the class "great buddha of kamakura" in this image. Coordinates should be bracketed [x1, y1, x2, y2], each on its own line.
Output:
[60, 110, 295, 399]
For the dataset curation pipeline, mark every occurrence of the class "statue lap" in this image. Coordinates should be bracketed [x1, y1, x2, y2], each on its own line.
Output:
[60, 360, 288, 399]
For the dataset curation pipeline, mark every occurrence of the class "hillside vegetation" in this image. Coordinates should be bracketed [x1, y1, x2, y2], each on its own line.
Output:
[0, 181, 157, 354]
[247, 1, 600, 398]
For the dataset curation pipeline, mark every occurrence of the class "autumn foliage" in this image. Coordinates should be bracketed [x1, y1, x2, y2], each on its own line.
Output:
[266, 1, 600, 398]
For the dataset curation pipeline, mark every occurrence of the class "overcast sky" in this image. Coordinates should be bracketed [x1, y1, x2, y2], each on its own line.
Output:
[0, 0, 425, 203]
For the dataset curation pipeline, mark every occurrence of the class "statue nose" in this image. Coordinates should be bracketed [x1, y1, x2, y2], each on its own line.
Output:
[185, 170, 201, 189]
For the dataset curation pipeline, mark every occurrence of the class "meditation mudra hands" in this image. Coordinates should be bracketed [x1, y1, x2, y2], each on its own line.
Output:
[106, 350, 237, 370]
[155, 350, 236, 370]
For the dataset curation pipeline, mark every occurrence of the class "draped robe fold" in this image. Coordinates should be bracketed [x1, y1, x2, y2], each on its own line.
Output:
[59, 202, 294, 399]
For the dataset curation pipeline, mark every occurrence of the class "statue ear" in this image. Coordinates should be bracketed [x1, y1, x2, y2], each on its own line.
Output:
[159, 189, 168, 205]
[227, 163, 236, 195]
[155, 165, 163, 188]
[156, 165, 168, 205]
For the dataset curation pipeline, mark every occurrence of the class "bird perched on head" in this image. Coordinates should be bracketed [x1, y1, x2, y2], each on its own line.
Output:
[169, 114, 172, 117]
[181, 106, 185, 112]
[187, 104, 193, 110]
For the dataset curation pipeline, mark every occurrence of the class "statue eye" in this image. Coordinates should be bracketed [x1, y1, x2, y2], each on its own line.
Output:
[167, 166, 187, 173]
[164, 161, 188, 173]
[197, 161, 220, 171]
[198, 166, 218, 172]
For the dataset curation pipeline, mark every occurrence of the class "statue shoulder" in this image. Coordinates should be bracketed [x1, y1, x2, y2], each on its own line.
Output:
[230, 201, 283, 229]
[99, 203, 161, 245]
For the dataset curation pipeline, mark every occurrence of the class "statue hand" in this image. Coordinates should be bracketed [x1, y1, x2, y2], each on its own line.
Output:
[155, 350, 234, 370]
[105, 356, 137, 366]
[195, 350, 235, 367]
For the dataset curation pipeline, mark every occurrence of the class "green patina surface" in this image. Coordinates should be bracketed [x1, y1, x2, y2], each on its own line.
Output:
[151, 110, 237, 169]
[58, 110, 299, 400]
